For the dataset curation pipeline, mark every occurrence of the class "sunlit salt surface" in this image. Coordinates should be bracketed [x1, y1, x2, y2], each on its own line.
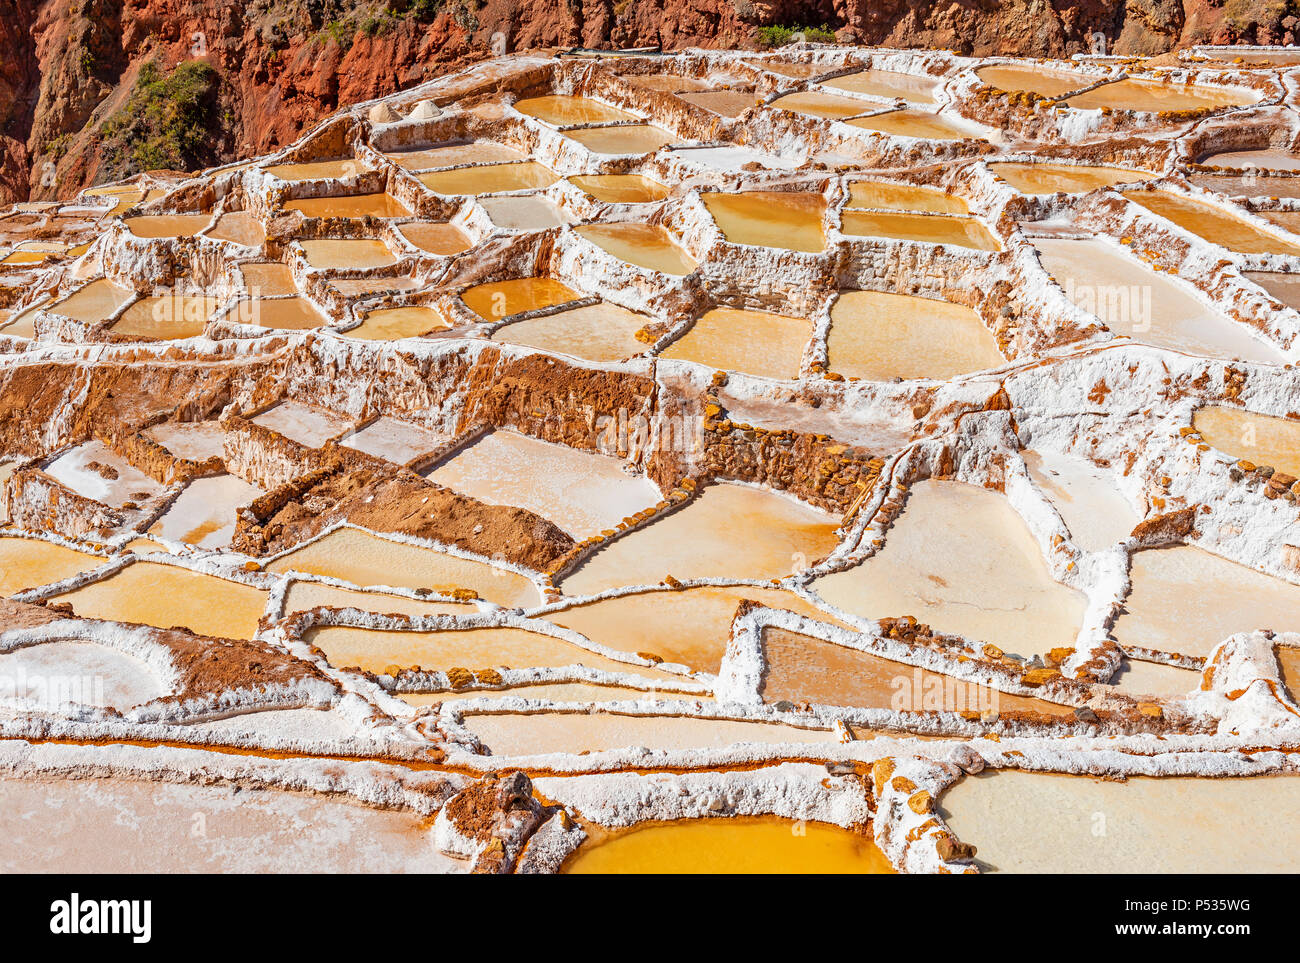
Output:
[974, 64, 1093, 97]
[385, 141, 525, 170]
[461, 277, 579, 321]
[822, 69, 939, 103]
[1112, 546, 1300, 656]
[677, 90, 760, 116]
[346, 305, 450, 340]
[574, 223, 696, 274]
[1103, 656, 1198, 699]
[341, 416, 446, 464]
[770, 91, 874, 119]
[397, 222, 472, 255]
[1033, 237, 1286, 363]
[813, 481, 1087, 657]
[425, 429, 660, 539]
[54, 562, 269, 638]
[841, 211, 1000, 250]
[144, 420, 226, 462]
[847, 180, 967, 213]
[988, 162, 1148, 194]
[44, 440, 164, 508]
[284, 193, 410, 218]
[563, 817, 894, 874]
[263, 157, 363, 180]
[1193, 405, 1300, 477]
[208, 211, 266, 246]
[1022, 449, 1139, 551]
[1278, 644, 1300, 704]
[150, 474, 263, 548]
[662, 307, 811, 379]
[827, 290, 1003, 380]
[1064, 77, 1258, 112]
[514, 96, 640, 125]
[0, 537, 103, 596]
[111, 294, 221, 339]
[0, 640, 167, 709]
[397, 681, 680, 708]
[282, 581, 473, 619]
[942, 771, 1300, 873]
[266, 527, 540, 608]
[560, 483, 841, 595]
[51, 279, 133, 321]
[300, 238, 397, 269]
[0, 777, 464, 873]
[566, 124, 676, 155]
[490, 302, 650, 362]
[847, 110, 978, 140]
[1129, 190, 1300, 255]
[240, 262, 298, 296]
[568, 174, 670, 203]
[122, 214, 211, 238]
[480, 195, 569, 230]
[417, 162, 558, 195]
[702, 191, 826, 252]
[251, 400, 352, 447]
[1200, 148, 1300, 171]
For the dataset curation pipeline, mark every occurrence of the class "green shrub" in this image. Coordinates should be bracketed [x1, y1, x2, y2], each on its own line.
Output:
[757, 23, 837, 47]
[99, 60, 222, 176]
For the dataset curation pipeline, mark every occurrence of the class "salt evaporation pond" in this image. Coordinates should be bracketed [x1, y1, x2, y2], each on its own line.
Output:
[490, 302, 650, 361]
[0, 640, 167, 710]
[0, 538, 104, 596]
[418, 162, 558, 195]
[702, 191, 826, 252]
[1129, 190, 1300, 255]
[989, 162, 1148, 194]
[574, 223, 696, 274]
[822, 69, 939, 103]
[347, 305, 450, 340]
[662, 307, 811, 379]
[1193, 406, 1300, 476]
[568, 174, 670, 203]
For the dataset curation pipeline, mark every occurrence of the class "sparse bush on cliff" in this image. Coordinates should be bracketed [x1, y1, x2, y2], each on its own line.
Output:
[98, 59, 222, 178]
[757, 23, 837, 46]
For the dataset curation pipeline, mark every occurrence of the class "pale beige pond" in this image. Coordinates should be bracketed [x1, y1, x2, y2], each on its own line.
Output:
[975, 64, 1093, 97]
[480, 195, 568, 230]
[240, 262, 298, 296]
[702, 191, 826, 253]
[264, 157, 362, 180]
[575, 223, 696, 274]
[813, 481, 1087, 657]
[207, 211, 265, 246]
[1193, 406, 1300, 476]
[251, 399, 351, 446]
[398, 222, 472, 255]
[1022, 448, 1138, 551]
[122, 214, 211, 238]
[823, 69, 939, 104]
[144, 419, 226, 462]
[827, 290, 1003, 380]
[282, 580, 472, 619]
[341, 415, 446, 464]
[347, 305, 450, 340]
[560, 483, 841, 596]
[51, 280, 133, 322]
[989, 162, 1148, 194]
[418, 162, 558, 195]
[678, 90, 759, 116]
[1103, 657, 1199, 699]
[224, 297, 327, 331]
[847, 180, 967, 214]
[1129, 191, 1300, 255]
[462, 277, 579, 321]
[1064, 77, 1258, 112]
[111, 294, 220, 339]
[662, 307, 810, 379]
[490, 302, 650, 362]
[514, 96, 639, 125]
[385, 141, 525, 170]
[284, 193, 411, 219]
[564, 125, 675, 155]
[568, 174, 670, 203]
[770, 91, 873, 120]
[300, 238, 397, 269]
[0, 537, 104, 596]
[847, 110, 977, 140]
[842, 210, 999, 250]
[149, 474, 263, 548]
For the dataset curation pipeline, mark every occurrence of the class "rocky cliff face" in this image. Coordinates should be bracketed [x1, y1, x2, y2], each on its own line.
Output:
[1, 0, 1294, 204]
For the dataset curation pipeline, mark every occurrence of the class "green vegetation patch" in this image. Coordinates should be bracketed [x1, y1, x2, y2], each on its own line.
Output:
[99, 60, 223, 176]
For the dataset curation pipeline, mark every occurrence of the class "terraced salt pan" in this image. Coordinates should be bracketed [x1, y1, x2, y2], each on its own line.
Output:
[122, 214, 211, 238]
[1201, 148, 1300, 171]
[150, 474, 263, 548]
[425, 430, 660, 539]
[111, 294, 221, 339]
[1190, 171, 1300, 199]
[0, 777, 463, 873]
[461, 277, 578, 321]
[0, 641, 166, 709]
[974, 64, 1093, 97]
[398, 222, 472, 255]
[144, 420, 226, 462]
[480, 195, 569, 230]
[988, 162, 1148, 194]
[674, 146, 801, 172]
[560, 483, 842, 596]
[490, 302, 650, 362]
[514, 96, 639, 126]
[417, 162, 558, 195]
[1021, 449, 1138, 552]
[341, 416, 447, 464]
[1064, 77, 1258, 111]
[942, 771, 1300, 873]
[51, 279, 133, 321]
[251, 400, 351, 447]
[662, 307, 811, 379]
[54, 562, 268, 638]
[1193, 405, 1300, 476]
[1129, 190, 1300, 255]
[841, 211, 1000, 250]
[1033, 237, 1286, 363]
[847, 180, 967, 213]
[1112, 546, 1300, 656]
[568, 174, 670, 203]
[347, 305, 450, 340]
[396, 681, 681, 708]
[1104, 657, 1199, 699]
[384, 141, 525, 170]
[563, 125, 676, 155]
[1278, 644, 1300, 703]
[266, 527, 540, 608]
[564, 817, 893, 874]
[282, 581, 473, 620]
[847, 110, 977, 141]
[240, 262, 298, 296]
[702, 191, 827, 252]
[574, 223, 696, 274]
[827, 290, 1004, 380]
[208, 211, 265, 246]
[263, 158, 363, 180]
[822, 69, 939, 103]
[813, 481, 1087, 658]
[284, 193, 411, 218]
[677, 90, 758, 117]
[300, 238, 397, 269]
[0, 537, 103, 596]
[770, 91, 874, 119]
[44, 441, 164, 508]
[549, 585, 844, 673]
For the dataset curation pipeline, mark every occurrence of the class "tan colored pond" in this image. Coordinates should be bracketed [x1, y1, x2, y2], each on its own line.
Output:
[398, 222, 472, 255]
[300, 238, 397, 269]
[51, 280, 133, 322]
[341, 416, 446, 464]
[568, 174, 670, 203]
[251, 400, 351, 446]
[418, 162, 558, 195]
[702, 191, 826, 253]
[770, 91, 873, 120]
[1064, 77, 1258, 112]
[1112, 546, 1300, 656]
[1104, 656, 1199, 699]
[677, 90, 759, 117]
[347, 305, 450, 340]
[490, 302, 650, 362]
[564, 816, 893, 874]
[1022, 449, 1138, 551]
[111, 294, 221, 339]
[1200, 148, 1300, 172]
[265, 527, 540, 607]
[975, 64, 1092, 97]
[224, 296, 327, 331]
[284, 193, 410, 219]
[827, 290, 1003, 380]
[823, 69, 939, 104]
[841, 211, 1000, 250]
[847, 110, 977, 141]
[514, 96, 640, 126]
[989, 162, 1148, 194]
[122, 214, 211, 238]
[813, 481, 1087, 658]
[1129, 191, 1300, 255]
[564, 125, 675, 155]
[560, 483, 841, 596]
[149, 474, 262, 548]
[385, 141, 525, 170]
[847, 180, 967, 214]
[574, 223, 696, 275]
[54, 562, 268, 638]
[1193, 406, 1300, 476]
[263, 158, 362, 180]
[0, 537, 104, 596]
[662, 307, 810, 379]
[1278, 644, 1300, 704]
[144, 419, 226, 462]
[240, 262, 298, 296]
[398, 681, 678, 708]
[282, 580, 472, 619]
[462, 277, 579, 321]
[45, 440, 164, 508]
[480, 195, 568, 230]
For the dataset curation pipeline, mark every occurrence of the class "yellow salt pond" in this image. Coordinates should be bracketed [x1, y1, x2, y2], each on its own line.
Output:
[225, 297, 328, 331]
[1104, 657, 1199, 699]
[823, 69, 939, 104]
[240, 262, 298, 296]
[480, 195, 568, 230]
[568, 174, 670, 203]
[1021, 449, 1139, 552]
[942, 771, 1300, 873]
[662, 307, 810, 379]
[702, 191, 826, 253]
[848, 180, 967, 214]
[346, 305, 450, 340]
[841, 210, 1000, 250]
[974, 64, 1092, 97]
[813, 481, 1087, 657]
[121, 214, 211, 238]
[419, 162, 558, 195]
[1193, 406, 1300, 477]
[1128, 191, 1300, 255]
[110, 294, 221, 339]
[207, 211, 265, 246]
[1112, 546, 1300, 656]
[385, 141, 526, 170]
[284, 193, 410, 219]
[564, 125, 675, 155]
[398, 222, 472, 255]
[677, 90, 759, 117]
[53, 562, 268, 638]
[263, 158, 362, 180]
[827, 290, 1004, 380]
[574, 223, 696, 275]
[770, 91, 873, 120]
[282, 580, 471, 619]
[847, 110, 977, 141]
[1064, 77, 1258, 112]
[1277, 645, 1300, 704]
[51, 279, 134, 322]
[988, 162, 1149, 194]
[490, 302, 650, 361]
[397, 681, 678, 708]
[461, 277, 579, 321]
[514, 96, 640, 126]
[0, 537, 104, 596]
[265, 527, 540, 608]
[564, 817, 894, 874]
[560, 483, 841, 596]
[300, 238, 397, 269]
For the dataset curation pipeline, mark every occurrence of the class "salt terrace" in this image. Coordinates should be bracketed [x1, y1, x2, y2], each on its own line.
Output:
[0, 42, 1299, 875]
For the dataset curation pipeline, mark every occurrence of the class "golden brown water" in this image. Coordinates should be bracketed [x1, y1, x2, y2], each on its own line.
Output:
[770, 91, 873, 119]
[397, 681, 676, 708]
[110, 295, 221, 339]
[702, 191, 826, 252]
[461, 277, 579, 321]
[564, 817, 894, 874]
[847, 110, 976, 141]
[398, 222, 472, 255]
[1129, 191, 1300, 255]
[847, 180, 967, 214]
[1064, 77, 1258, 112]
[813, 481, 1087, 657]
[841, 211, 1000, 250]
[662, 307, 810, 379]
[263, 158, 362, 180]
[823, 69, 939, 103]
[564, 125, 675, 155]
[284, 193, 411, 218]
[560, 483, 841, 596]
[490, 302, 650, 362]
[0, 538, 104, 596]
[122, 214, 211, 238]
[975, 64, 1093, 97]
[240, 263, 298, 296]
[385, 141, 525, 170]
[265, 527, 540, 607]
[347, 305, 450, 340]
[574, 223, 696, 275]
[1193, 406, 1300, 477]
[282, 581, 472, 619]
[568, 175, 670, 203]
[300, 238, 397, 269]
[514, 96, 640, 125]
[827, 290, 1003, 380]
[1277, 644, 1300, 704]
[51, 280, 134, 322]
[988, 162, 1149, 194]
[54, 562, 268, 638]
[418, 162, 558, 195]
[226, 297, 327, 331]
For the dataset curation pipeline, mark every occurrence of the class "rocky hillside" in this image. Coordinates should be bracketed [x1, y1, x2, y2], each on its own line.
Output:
[2, 0, 1295, 203]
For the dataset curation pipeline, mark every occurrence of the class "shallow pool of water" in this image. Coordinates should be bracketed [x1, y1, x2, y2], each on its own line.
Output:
[122, 214, 211, 239]
[1022, 449, 1138, 551]
[841, 211, 1000, 250]
[111, 294, 221, 339]
[461, 277, 579, 321]
[397, 222, 473, 255]
[263, 158, 363, 180]
[514, 96, 640, 126]
[770, 91, 873, 120]
[207, 211, 266, 246]
[150, 474, 263, 548]
[575, 223, 696, 274]
[1129, 191, 1300, 255]
[702, 191, 826, 252]
[240, 262, 298, 296]
[1192, 405, 1300, 477]
[341, 416, 446, 464]
[0, 640, 167, 710]
[677, 90, 759, 117]
[347, 305, 449, 340]
[480, 195, 569, 230]
[662, 306, 810, 379]
[385, 141, 526, 170]
[0, 538, 104, 596]
[490, 302, 650, 361]
[51, 280, 134, 322]
[975, 64, 1093, 97]
[300, 238, 397, 269]
[1200, 148, 1300, 172]
[568, 174, 670, 203]
[143, 420, 226, 462]
[847, 180, 968, 213]
[1064, 77, 1258, 112]
[989, 162, 1148, 194]
[284, 193, 410, 219]
[251, 400, 351, 447]
[418, 162, 558, 195]
[822, 69, 939, 104]
[564, 125, 675, 155]
[847, 110, 977, 141]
